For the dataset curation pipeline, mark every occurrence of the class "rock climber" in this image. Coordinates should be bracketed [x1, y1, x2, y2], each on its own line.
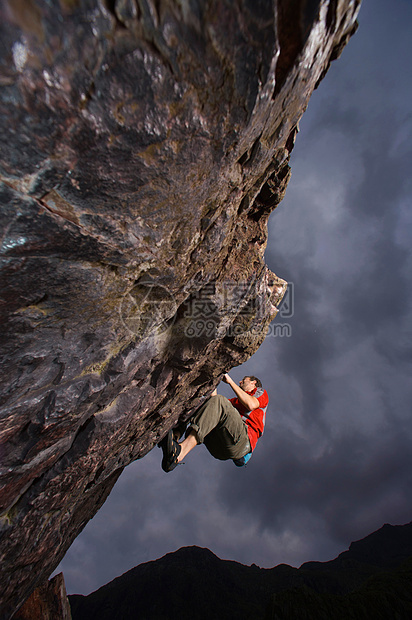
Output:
[159, 373, 269, 472]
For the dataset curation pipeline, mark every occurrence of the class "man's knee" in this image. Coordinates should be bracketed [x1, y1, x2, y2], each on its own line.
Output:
[206, 393, 227, 413]
[210, 394, 224, 402]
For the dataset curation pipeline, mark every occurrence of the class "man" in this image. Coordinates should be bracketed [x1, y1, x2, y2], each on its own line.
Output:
[159, 373, 269, 472]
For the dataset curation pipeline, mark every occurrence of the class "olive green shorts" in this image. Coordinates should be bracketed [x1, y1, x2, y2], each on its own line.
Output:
[188, 394, 251, 461]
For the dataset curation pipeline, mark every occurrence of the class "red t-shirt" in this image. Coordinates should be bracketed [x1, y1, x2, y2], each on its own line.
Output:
[230, 387, 269, 451]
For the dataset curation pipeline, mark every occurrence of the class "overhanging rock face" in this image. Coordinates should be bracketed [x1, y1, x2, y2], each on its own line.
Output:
[0, 0, 360, 616]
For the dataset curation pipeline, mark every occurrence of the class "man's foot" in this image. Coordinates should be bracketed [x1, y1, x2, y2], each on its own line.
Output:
[172, 420, 187, 442]
[159, 430, 181, 472]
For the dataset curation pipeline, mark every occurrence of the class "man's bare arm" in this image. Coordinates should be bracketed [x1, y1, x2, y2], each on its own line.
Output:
[222, 374, 259, 411]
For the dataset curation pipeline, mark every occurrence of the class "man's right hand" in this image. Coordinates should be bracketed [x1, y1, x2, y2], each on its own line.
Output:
[223, 374, 259, 411]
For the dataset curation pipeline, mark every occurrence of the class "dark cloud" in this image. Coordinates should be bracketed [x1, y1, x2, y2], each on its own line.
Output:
[55, 0, 412, 595]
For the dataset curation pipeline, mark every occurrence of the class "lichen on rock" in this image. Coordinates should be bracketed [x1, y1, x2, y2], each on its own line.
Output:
[0, 0, 360, 616]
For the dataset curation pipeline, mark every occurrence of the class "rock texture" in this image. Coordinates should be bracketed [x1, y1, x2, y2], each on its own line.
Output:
[13, 573, 71, 620]
[68, 522, 412, 620]
[0, 0, 360, 616]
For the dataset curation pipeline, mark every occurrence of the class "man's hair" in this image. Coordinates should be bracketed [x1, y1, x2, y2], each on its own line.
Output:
[249, 376, 262, 388]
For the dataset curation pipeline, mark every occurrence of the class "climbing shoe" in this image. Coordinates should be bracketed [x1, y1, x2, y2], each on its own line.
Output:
[159, 430, 181, 472]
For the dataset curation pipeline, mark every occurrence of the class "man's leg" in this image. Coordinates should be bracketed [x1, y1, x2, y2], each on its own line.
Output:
[161, 395, 249, 471]
[185, 394, 250, 461]
[174, 395, 227, 463]
[176, 429, 198, 463]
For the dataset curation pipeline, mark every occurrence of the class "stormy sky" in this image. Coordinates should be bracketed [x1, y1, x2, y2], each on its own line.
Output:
[56, 0, 412, 594]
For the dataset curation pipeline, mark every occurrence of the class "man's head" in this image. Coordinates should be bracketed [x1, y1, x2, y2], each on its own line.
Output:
[239, 376, 262, 392]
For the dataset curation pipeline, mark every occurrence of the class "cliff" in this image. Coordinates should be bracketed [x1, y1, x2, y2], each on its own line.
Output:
[13, 574, 72, 620]
[0, 0, 360, 616]
[68, 522, 412, 619]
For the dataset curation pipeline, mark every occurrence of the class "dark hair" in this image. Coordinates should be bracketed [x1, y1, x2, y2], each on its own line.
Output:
[249, 376, 262, 388]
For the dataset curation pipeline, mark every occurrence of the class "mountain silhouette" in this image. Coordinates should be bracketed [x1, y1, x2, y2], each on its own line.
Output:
[69, 522, 412, 619]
